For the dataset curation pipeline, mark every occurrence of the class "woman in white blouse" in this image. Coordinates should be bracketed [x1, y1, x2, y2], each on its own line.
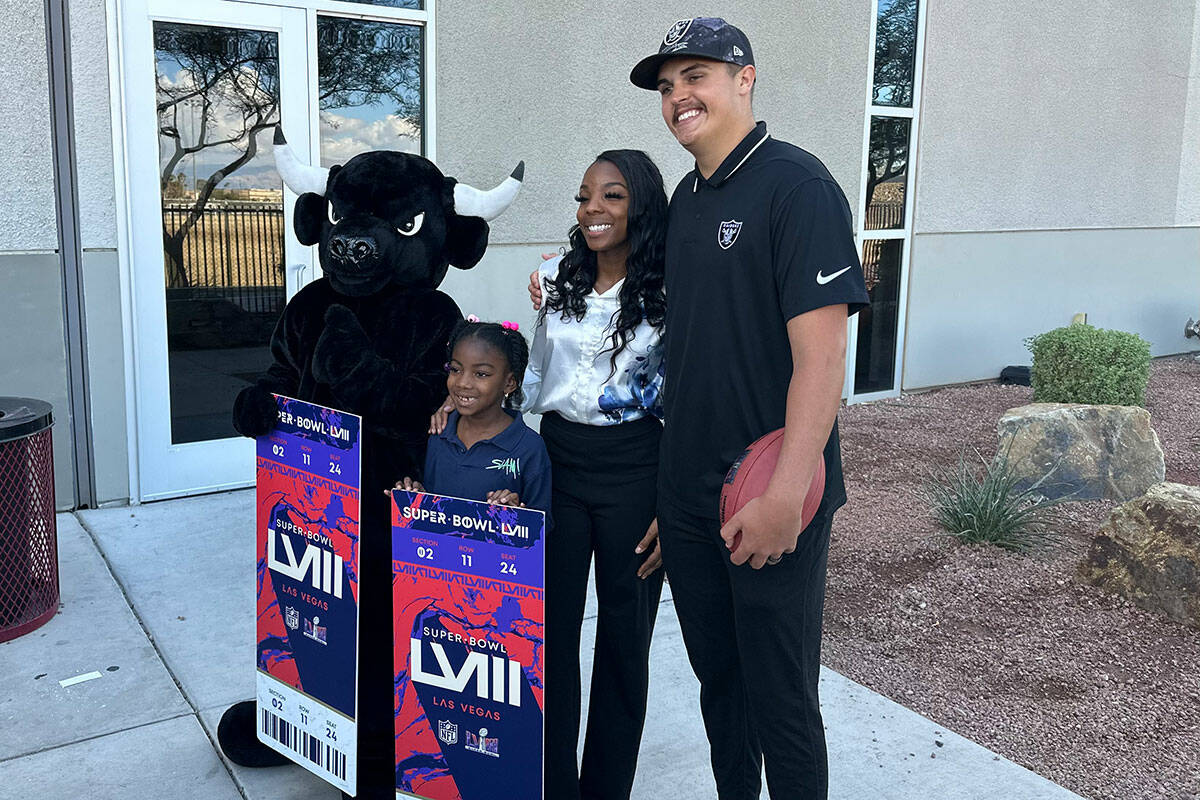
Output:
[526, 150, 668, 800]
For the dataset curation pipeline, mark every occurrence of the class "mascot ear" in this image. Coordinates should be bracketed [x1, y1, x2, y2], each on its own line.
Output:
[293, 193, 326, 246]
[291, 164, 341, 246]
[444, 215, 490, 270]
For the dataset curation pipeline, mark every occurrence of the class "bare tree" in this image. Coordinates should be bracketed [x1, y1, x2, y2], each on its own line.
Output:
[317, 17, 422, 133]
[155, 19, 425, 288]
[157, 25, 280, 288]
[873, 0, 918, 108]
[864, 117, 909, 222]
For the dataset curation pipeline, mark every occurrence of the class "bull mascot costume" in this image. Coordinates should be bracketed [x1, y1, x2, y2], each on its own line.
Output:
[216, 125, 523, 799]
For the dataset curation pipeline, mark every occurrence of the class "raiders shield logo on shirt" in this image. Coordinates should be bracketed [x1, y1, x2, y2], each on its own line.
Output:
[718, 219, 743, 250]
[663, 18, 693, 46]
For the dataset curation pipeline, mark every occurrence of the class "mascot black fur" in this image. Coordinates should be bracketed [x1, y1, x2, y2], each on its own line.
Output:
[216, 126, 523, 799]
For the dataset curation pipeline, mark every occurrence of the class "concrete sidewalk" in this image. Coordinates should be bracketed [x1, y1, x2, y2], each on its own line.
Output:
[0, 490, 1083, 800]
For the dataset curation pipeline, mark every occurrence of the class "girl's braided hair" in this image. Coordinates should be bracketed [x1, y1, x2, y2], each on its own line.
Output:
[446, 319, 529, 410]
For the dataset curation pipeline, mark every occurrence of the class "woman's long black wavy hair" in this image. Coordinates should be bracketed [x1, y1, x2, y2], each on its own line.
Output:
[542, 149, 668, 377]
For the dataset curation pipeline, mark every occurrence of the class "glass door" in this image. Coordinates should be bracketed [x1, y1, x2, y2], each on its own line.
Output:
[121, 0, 312, 500]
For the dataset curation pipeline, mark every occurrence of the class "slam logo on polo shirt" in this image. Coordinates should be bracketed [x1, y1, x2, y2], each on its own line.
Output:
[718, 219, 743, 250]
[487, 457, 520, 478]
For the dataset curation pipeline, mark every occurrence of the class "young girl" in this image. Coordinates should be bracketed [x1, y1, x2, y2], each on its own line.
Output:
[395, 318, 551, 516]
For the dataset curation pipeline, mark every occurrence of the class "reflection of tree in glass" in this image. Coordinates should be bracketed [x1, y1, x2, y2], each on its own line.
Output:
[155, 19, 423, 289]
[873, 0, 918, 107]
[156, 24, 280, 288]
[317, 18, 421, 133]
[865, 117, 909, 227]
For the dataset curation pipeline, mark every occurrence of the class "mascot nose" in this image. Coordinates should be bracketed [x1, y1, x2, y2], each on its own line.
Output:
[329, 234, 378, 265]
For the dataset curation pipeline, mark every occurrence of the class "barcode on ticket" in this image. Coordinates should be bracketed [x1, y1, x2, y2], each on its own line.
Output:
[259, 707, 348, 781]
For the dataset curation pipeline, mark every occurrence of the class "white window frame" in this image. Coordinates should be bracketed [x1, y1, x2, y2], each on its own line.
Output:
[296, 0, 437, 285]
[225, 0, 437, 168]
[847, 0, 927, 405]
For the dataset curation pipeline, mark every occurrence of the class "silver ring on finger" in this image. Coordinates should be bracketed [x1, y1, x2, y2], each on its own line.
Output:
[766, 554, 782, 566]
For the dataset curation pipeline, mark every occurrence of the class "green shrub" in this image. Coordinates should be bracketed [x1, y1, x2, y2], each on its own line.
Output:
[1025, 323, 1151, 406]
[924, 446, 1065, 553]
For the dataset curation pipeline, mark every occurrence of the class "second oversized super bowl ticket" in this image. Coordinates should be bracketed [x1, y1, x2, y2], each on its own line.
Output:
[255, 395, 361, 794]
[392, 491, 546, 799]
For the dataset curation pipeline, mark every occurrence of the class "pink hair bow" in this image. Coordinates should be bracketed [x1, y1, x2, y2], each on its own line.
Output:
[501, 321, 519, 331]
[466, 314, 480, 322]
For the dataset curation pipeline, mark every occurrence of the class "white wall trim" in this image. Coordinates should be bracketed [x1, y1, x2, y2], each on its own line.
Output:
[1177, 0, 1200, 227]
[424, 0, 436, 163]
[105, 0, 141, 504]
[233, 0, 429, 24]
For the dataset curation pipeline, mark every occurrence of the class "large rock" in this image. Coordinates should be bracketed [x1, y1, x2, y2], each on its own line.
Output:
[997, 403, 1165, 501]
[1081, 482, 1200, 629]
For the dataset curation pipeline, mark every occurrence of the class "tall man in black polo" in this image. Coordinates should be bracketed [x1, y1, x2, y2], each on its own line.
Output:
[630, 18, 869, 799]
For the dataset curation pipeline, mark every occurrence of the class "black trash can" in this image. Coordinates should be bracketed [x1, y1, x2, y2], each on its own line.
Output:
[0, 398, 58, 642]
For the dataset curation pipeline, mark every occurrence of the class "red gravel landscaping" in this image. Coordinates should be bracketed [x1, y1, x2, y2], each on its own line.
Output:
[825, 354, 1200, 800]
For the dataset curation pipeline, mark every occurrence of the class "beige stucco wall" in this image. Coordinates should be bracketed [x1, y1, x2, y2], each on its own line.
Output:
[71, 0, 118, 250]
[435, 3, 872, 246]
[1, 0, 57, 251]
[902, 227, 1200, 390]
[915, 0, 1195, 233]
[0, 0, 126, 506]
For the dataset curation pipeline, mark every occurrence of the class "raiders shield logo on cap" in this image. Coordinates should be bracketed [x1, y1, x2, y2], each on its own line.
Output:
[718, 219, 743, 250]
[663, 18, 693, 46]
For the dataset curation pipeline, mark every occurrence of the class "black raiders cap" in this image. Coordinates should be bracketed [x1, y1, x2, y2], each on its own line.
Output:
[630, 17, 755, 90]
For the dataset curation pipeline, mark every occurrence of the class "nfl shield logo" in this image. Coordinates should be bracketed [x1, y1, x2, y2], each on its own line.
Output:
[284, 606, 299, 631]
[438, 720, 458, 745]
[663, 18, 693, 46]
[718, 220, 743, 250]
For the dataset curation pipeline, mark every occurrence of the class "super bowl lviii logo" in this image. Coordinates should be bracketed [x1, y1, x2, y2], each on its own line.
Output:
[255, 396, 361, 794]
[392, 492, 545, 800]
[268, 524, 346, 599]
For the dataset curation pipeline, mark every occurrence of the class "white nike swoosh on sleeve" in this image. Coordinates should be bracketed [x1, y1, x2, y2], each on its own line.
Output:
[816, 265, 853, 285]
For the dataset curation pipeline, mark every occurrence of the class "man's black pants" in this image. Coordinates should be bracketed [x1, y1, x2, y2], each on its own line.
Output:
[541, 412, 664, 800]
[658, 498, 832, 800]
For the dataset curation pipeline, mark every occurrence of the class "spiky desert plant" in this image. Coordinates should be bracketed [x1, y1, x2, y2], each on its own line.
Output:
[924, 445, 1066, 552]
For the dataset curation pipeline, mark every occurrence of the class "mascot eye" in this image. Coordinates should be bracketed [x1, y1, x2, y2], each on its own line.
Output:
[326, 201, 340, 225]
[397, 212, 425, 237]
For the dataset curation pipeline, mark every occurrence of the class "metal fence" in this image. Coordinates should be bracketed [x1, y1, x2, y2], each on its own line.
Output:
[865, 200, 904, 231]
[161, 199, 905, 302]
[162, 201, 286, 314]
[861, 200, 906, 292]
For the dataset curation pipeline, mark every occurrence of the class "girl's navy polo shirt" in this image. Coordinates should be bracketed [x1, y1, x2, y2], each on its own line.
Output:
[422, 409, 552, 518]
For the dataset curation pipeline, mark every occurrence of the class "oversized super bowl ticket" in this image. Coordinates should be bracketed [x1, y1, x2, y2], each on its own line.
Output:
[255, 395, 361, 794]
[392, 491, 546, 800]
